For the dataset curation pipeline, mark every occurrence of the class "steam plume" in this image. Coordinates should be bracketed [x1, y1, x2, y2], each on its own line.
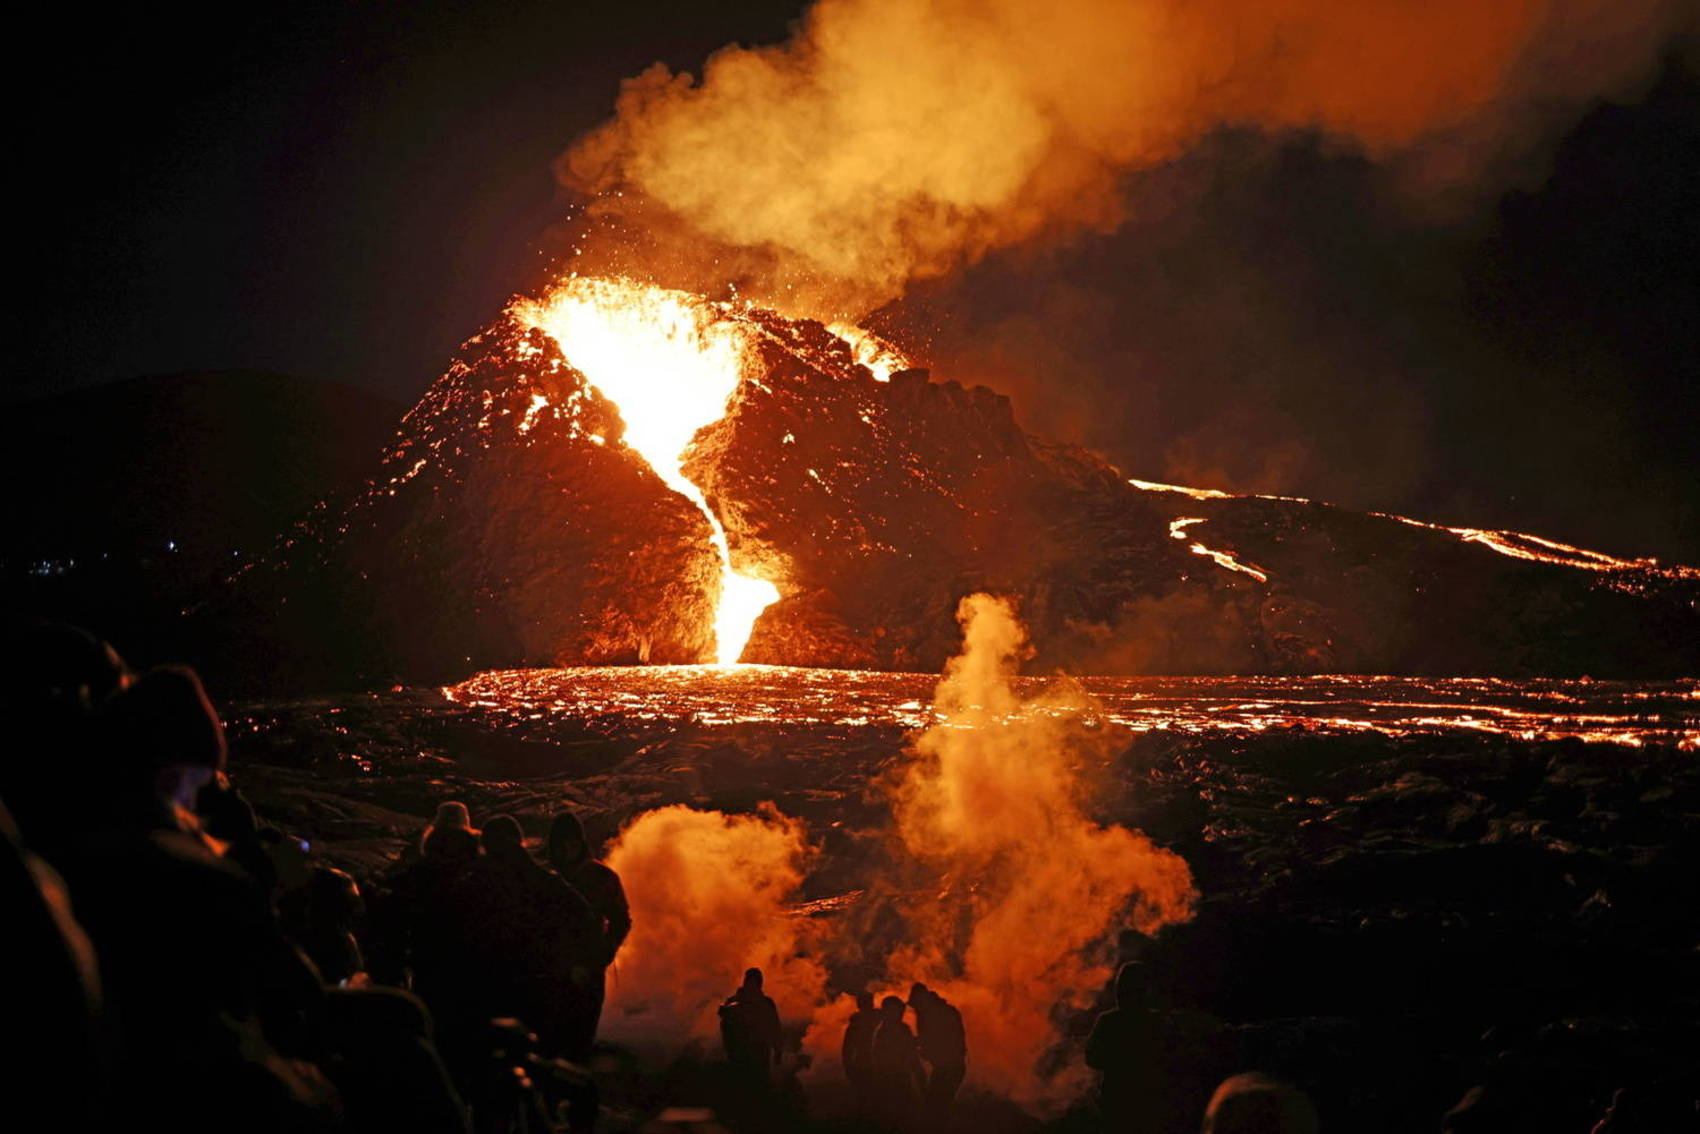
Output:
[597, 597, 1194, 1109]
[561, 0, 1690, 316]
[601, 803, 827, 1045]
[875, 593, 1196, 1106]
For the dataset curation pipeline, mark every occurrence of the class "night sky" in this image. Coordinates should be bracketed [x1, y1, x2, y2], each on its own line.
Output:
[17, 2, 1699, 561]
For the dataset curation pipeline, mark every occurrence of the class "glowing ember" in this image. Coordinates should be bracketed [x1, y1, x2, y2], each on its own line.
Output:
[516, 277, 780, 664]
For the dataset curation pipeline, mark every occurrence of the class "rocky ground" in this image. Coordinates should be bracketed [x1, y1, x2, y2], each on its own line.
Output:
[225, 674, 1700, 1133]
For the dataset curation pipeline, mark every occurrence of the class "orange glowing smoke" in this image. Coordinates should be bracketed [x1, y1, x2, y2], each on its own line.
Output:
[562, 0, 1687, 317]
[587, 596, 1195, 1109]
[873, 593, 1197, 1106]
[600, 803, 828, 1046]
[516, 278, 779, 663]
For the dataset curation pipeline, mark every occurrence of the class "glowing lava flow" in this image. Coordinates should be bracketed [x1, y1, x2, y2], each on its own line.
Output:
[1373, 511, 1700, 578]
[517, 278, 779, 664]
[1169, 516, 1270, 583]
[1134, 478, 1697, 583]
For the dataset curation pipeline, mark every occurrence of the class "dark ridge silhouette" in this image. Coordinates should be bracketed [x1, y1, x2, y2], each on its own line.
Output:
[0, 371, 403, 671]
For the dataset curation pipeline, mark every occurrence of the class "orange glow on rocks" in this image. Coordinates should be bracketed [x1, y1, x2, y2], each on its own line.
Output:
[516, 277, 780, 663]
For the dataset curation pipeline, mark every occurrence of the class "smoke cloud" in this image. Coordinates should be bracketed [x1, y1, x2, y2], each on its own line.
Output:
[872, 592, 1197, 1105]
[559, 0, 1690, 317]
[595, 596, 1194, 1108]
[601, 803, 828, 1045]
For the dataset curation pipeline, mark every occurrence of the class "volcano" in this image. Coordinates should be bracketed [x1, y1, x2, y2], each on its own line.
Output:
[202, 279, 1700, 689]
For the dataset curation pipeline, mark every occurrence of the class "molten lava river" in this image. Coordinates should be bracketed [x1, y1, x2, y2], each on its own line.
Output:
[443, 665, 1700, 749]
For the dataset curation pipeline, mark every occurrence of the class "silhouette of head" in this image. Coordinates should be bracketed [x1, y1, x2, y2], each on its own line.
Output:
[1113, 962, 1150, 1011]
[881, 995, 906, 1019]
[548, 810, 589, 869]
[309, 866, 362, 923]
[422, 800, 479, 860]
[96, 664, 226, 808]
[4, 620, 129, 719]
[855, 990, 875, 1012]
[743, 967, 764, 991]
[1202, 1073, 1319, 1134]
[0, 621, 132, 837]
[908, 982, 931, 1006]
[481, 814, 527, 861]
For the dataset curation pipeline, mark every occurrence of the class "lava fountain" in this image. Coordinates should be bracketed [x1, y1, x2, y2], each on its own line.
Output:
[516, 277, 780, 664]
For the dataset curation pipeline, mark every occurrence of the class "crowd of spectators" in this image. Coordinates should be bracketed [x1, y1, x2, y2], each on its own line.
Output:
[2, 621, 1688, 1133]
[2, 623, 620, 1132]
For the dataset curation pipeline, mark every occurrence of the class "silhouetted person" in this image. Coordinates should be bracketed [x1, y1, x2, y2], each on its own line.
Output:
[1201, 1073, 1319, 1134]
[547, 809, 630, 1055]
[0, 620, 130, 859]
[721, 967, 784, 1085]
[1090, 928, 1154, 1019]
[320, 984, 470, 1134]
[1088, 961, 1230, 1134]
[909, 982, 967, 1125]
[842, 989, 880, 1096]
[1086, 963, 1165, 1133]
[278, 865, 366, 987]
[371, 799, 486, 1090]
[870, 995, 925, 1132]
[56, 663, 335, 1132]
[470, 814, 599, 1057]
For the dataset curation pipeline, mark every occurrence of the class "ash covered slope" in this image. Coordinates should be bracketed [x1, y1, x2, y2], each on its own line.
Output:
[690, 310, 1699, 677]
[208, 312, 722, 689]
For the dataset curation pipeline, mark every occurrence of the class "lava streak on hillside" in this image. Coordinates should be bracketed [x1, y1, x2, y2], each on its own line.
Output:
[514, 278, 782, 664]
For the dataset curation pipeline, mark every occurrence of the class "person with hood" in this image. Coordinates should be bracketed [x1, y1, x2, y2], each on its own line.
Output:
[869, 995, 926, 1131]
[547, 809, 630, 1055]
[369, 799, 486, 1088]
[720, 967, 785, 1092]
[909, 982, 967, 1124]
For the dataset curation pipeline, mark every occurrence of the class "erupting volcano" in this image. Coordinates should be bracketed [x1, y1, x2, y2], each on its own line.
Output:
[20, 0, 1698, 1129]
[210, 274, 1698, 692]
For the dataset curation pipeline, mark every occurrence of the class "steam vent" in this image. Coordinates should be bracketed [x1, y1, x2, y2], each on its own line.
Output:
[211, 279, 1700, 689]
